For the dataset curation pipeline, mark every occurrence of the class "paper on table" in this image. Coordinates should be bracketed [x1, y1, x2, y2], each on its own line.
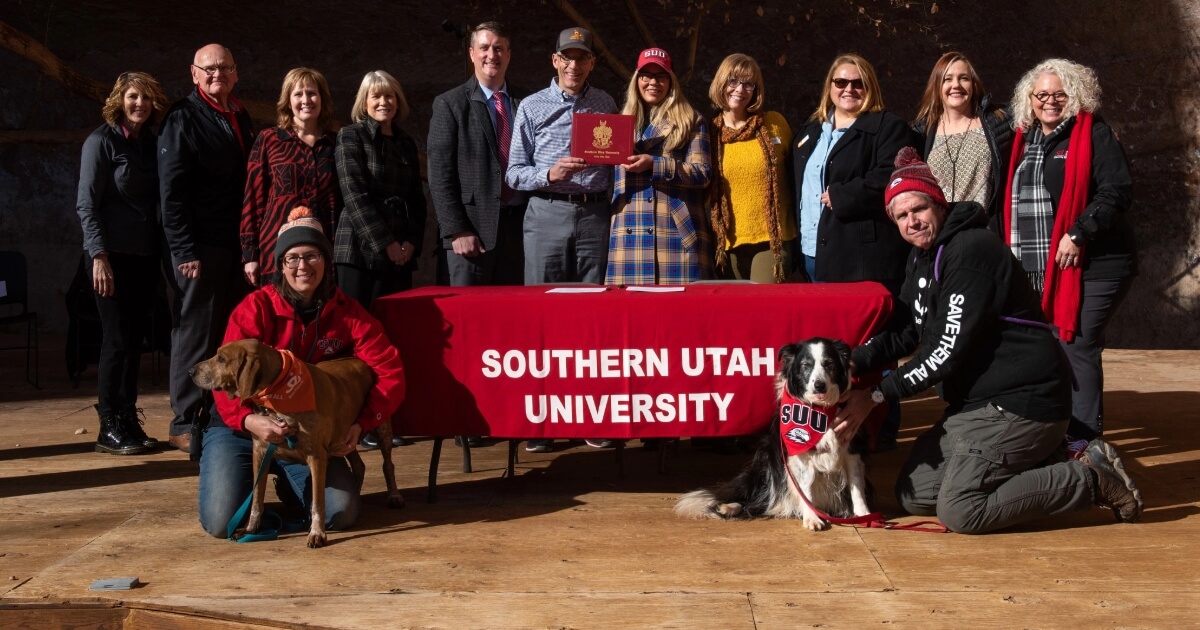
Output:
[626, 286, 685, 292]
[546, 287, 610, 294]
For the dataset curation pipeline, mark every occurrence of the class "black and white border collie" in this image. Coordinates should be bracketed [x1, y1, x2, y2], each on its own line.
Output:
[675, 338, 872, 531]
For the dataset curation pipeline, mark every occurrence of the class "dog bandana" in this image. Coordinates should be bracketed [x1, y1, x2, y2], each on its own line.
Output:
[778, 388, 836, 456]
[249, 349, 317, 414]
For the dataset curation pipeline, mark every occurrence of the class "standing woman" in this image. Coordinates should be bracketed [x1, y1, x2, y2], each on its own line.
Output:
[1003, 58, 1134, 445]
[606, 48, 712, 286]
[791, 53, 916, 290]
[334, 70, 427, 309]
[241, 68, 340, 287]
[913, 52, 1013, 233]
[76, 72, 169, 455]
[707, 53, 795, 283]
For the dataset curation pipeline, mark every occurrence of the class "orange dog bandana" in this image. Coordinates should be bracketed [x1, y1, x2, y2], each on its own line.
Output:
[249, 349, 316, 414]
[779, 389, 836, 456]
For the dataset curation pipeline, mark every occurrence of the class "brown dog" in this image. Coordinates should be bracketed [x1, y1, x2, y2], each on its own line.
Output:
[191, 338, 403, 547]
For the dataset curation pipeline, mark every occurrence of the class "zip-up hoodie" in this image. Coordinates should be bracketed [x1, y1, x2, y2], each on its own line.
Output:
[852, 201, 1070, 421]
[213, 285, 406, 433]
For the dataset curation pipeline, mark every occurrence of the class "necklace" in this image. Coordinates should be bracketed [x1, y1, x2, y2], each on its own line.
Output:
[938, 115, 978, 201]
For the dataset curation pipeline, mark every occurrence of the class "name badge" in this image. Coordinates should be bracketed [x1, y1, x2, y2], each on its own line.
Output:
[797, 134, 810, 148]
[771, 136, 782, 145]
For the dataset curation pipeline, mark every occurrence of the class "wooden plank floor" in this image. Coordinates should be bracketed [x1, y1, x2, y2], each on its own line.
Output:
[1, 342, 1197, 629]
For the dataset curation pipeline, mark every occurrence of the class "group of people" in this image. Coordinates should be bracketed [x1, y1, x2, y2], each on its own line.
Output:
[74, 21, 1139, 536]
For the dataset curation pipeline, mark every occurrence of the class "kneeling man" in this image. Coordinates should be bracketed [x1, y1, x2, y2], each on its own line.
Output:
[837, 148, 1142, 534]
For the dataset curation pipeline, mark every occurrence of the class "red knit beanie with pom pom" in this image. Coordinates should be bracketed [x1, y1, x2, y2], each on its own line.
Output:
[884, 146, 948, 220]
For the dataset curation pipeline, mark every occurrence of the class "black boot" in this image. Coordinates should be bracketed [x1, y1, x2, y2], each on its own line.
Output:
[119, 405, 160, 448]
[95, 405, 150, 455]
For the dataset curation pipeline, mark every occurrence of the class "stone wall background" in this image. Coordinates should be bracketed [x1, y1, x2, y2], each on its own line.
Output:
[1, 0, 1196, 347]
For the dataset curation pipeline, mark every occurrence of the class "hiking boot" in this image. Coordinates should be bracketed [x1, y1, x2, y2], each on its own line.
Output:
[119, 406, 160, 448]
[1079, 439, 1143, 523]
[95, 405, 151, 456]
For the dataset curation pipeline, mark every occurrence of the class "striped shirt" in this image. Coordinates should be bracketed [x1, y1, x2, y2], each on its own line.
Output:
[506, 79, 617, 194]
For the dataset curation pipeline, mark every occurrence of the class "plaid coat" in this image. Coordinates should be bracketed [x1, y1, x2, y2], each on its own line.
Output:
[605, 115, 712, 285]
[333, 118, 427, 271]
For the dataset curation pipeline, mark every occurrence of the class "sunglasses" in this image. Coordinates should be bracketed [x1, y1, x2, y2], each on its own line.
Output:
[831, 78, 865, 90]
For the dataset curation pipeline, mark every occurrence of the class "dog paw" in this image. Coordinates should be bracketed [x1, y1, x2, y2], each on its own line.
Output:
[307, 532, 328, 548]
[802, 516, 829, 531]
[388, 494, 405, 509]
[715, 502, 743, 518]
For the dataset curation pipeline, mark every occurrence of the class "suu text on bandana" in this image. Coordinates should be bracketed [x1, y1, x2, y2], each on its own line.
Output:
[249, 349, 317, 414]
[779, 388, 837, 456]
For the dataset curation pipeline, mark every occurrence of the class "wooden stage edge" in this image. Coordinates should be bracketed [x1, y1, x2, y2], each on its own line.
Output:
[1, 342, 1198, 629]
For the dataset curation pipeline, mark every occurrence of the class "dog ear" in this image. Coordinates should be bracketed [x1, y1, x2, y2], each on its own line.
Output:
[777, 343, 798, 372]
[233, 348, 262, 400]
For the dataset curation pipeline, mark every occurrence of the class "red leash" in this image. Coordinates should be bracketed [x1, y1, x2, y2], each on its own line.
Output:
[780, 433, 948, 533]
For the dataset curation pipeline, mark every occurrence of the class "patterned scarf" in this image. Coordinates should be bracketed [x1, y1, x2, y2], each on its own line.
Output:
[708, 113, 786, 282]
[1009, 125, 1060, 292]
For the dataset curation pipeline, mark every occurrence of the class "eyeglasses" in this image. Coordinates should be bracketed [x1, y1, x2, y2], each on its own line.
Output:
[1032, 91, 1069, 104]
[831, 78, 865, 91]
[725, 79, 756, 92]
[555, 53, 594, 67]
[192, 64, 237, 76]
[638, 71, 670, 83]
[282, 252, 324, 269]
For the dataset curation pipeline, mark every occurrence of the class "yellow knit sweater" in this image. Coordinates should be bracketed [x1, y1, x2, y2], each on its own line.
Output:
[718, 111, 797, 248]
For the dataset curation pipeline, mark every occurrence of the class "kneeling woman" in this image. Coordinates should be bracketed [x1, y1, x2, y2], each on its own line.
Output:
[197, 208, 405, 537]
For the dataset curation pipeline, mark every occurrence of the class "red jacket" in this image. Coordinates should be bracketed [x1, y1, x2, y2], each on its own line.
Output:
[215, 285, 405, 432]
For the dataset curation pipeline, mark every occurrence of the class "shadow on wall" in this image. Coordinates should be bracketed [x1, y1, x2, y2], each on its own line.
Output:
[0, 0, 1197, 347]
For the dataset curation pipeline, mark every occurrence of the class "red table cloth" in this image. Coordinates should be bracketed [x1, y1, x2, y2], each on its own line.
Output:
[373, 283, 892, 439]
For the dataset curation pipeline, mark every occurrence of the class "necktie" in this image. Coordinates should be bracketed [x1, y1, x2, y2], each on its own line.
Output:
[494, 93, 514, 204]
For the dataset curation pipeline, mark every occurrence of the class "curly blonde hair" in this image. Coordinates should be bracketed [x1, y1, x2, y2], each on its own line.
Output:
[1010, 58, 1101, 131]
[101, 72, 168, 128]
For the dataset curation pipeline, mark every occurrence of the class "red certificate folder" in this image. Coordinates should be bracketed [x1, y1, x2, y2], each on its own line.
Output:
[571, 113, 635, 165]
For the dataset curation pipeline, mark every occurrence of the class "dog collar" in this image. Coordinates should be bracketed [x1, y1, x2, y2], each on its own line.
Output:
[779, 388, 837, 456]
[249, 348, 317, 414]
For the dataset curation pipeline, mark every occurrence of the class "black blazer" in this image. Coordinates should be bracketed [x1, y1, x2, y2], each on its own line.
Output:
[791, 110, 919, 284]
[427, 76, 527, 251]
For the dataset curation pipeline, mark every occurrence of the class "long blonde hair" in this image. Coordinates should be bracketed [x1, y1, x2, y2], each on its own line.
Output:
[622, 66, 697, 152]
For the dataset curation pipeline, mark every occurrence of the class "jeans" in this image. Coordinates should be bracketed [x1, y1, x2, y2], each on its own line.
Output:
[197, 425, 361, 538]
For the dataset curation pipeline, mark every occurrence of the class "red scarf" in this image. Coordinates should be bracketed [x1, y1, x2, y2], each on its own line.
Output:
[778, 388, 836, 456]
[249, 349, 316, 414]
[1002, 111, 1093, 342]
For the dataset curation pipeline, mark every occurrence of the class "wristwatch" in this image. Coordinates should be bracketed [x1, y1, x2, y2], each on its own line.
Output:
[870, 386, 885, 405]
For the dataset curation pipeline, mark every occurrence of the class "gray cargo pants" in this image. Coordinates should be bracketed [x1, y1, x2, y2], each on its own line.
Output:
[896, 403, 1095, 534]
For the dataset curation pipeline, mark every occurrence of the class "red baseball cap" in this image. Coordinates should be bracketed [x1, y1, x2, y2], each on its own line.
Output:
[636, 48, 672, 74]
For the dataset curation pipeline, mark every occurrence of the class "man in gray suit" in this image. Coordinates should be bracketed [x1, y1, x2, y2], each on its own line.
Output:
[428, 21, 526, 287]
